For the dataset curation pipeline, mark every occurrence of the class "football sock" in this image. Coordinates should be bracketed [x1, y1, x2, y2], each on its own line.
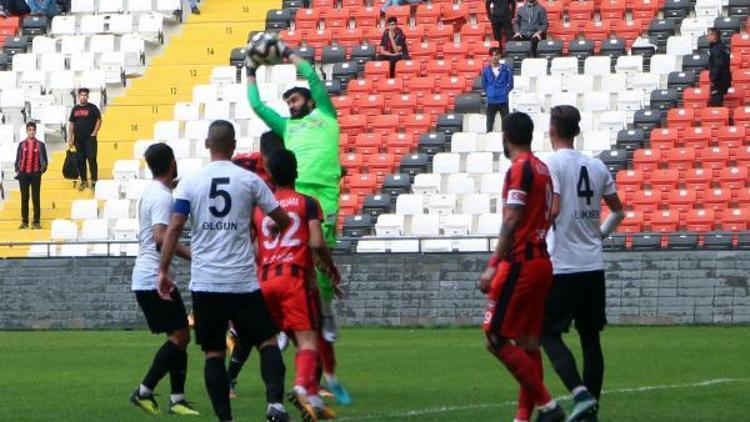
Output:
[227, 339, 252, 383]
[580, 330, 604, 399]
[138, 384, 153, 396]
[204, 356, 232, 421]
[295, 349, 319, 395]
[515, 349, 543, 420]
[542, 332, 585, 393]
[494, 342, 552, 406]
[169, 347, 187, 395]
[142, 340, 181, 391]
[318, 336, 336, 375]
[170, 394, 185, 404]
[260, 345, 286, 404]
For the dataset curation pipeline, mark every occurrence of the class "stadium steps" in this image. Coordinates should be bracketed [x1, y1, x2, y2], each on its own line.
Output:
[0, 0, 273, 257]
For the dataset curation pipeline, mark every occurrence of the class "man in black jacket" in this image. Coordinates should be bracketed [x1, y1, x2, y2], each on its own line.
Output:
[707, 28, 732, 107]
[486, 0, 515, 53]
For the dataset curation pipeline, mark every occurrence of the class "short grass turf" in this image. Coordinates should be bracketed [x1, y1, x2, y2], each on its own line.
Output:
[0, 326, 748, 421]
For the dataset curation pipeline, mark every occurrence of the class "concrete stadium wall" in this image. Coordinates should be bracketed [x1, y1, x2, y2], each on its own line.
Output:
[0, 251, 748, 329]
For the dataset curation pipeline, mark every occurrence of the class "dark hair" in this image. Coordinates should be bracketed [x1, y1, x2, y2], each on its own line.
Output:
[502, 112, 534, 146]
[387, 16, 397, 24]
[260, 131, 284, 159]
[267, 149, 298, 187]
[489, 47, 501, 56]
[78, 88, 90, 94]
[550, 105, 581, 140]
[144, 143, 175, 177]
[283, 86, 312, 102]
[25, 121, 36, 129]
[207, 120, 236, 152]
[708, 28, 721, 39]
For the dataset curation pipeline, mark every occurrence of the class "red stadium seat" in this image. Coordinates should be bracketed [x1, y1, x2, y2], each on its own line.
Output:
[700, 107, 730, 134]
[666, 147, 696, 171]
[704, 187, 732, 212]
[733, 106, 750, 130]
[633, 149, 661, 174]
[438, 76, 468, 99]
[352, 6, 380, 28]
[612, 20, 642, 47]
[685, 209, 715, 232]
[682, 127, 711, 149]
[306, 30, 334, 56]
[341, 0, 363, 6]
[366, 153, 397, 181]
[600, 0, 626, 20]
[380, 78, 405, 100]
[395, 60, 423, 79]
[355, 133, 383, 155]
[339, 113, 367, 137]
[403, 25, 426, 50]
[584, 21, 611, 48]
[341, 152, 364, 172]
[460, 23, 487, 45]
[700, 146, 730, 172]
[312, 0, 335, 7]
[732, 69, 750, 93]
[386, 132, 415, 155]
[410, 42, 439, 61]
[385, 5, 411, 23]
[425, 23, 455, 44]
[356, 94, 386, 116]
[422, 94, 450, 116]
[542, 0, 563, 21]
[416, 3, 442, 25]
[650, 209, 680, 233]
[649, 169, 679, 192]
[443, 41, 470, 62]
[719, 167, 749, 190]
[365, 61, 391, 83]
[279, 29, 303, 47]
[455, 58, 485, 80]
[616, 169, 644, 194]
[632, 0, 659, 20]
[339, 133, 351, 149]
[632, 190, 662, 214]
[348, 173, 379, 196]
[724, 87, 744, 109]
[401, 113, 433, 136]
[649, 128, 678, 151]
[332, 95, 354, 115]
[735, 187, 750, 207]
[295, 8, 321, 30]
[371, 114, 399, 137]
[469, 40, 500, 57]
[736, 145, 750, 168]
[682, 87, 710, 110]
[441, 2, 470, 26]
[365, 26, 385, 45]
[388, 94, 418, 116]
[668, 188, 698, 214]
[568, 0, 595, 22]
[717, 126, 746, 152]
[339, 193, 359, 216]
[338, 27, 363, 50]
[720, 208, 750, 231]
[407, 76, 438, 103]
[666, 108, 695, 134]
[682, 168, 712, 198]
[347, 79, 373, 100]
[424, 60, 453, 81]
[619, 210, 645, 233]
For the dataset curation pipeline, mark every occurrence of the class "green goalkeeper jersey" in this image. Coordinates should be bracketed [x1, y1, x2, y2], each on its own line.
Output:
[247, 60, 341, 193]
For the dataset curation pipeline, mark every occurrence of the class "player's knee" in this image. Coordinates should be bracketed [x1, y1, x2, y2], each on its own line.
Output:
[258, 336, 278, 349]
[205, 350, 225, 359]
[169, 327, 191, 349]
[515, 336, 540, 351]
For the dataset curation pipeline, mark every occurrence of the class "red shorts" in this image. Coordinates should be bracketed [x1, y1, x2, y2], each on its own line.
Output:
[482, 258, 553, 342]
[260, 276, 319, 332]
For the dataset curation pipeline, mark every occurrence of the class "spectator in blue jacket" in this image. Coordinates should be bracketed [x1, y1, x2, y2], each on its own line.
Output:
[482, 47, 514, 132]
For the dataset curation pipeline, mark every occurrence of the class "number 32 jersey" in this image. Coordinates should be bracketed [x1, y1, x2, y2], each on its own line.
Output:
[253, 188, 323, 274]
[544, 149, 616, 274]
[173, 161, 279, 293]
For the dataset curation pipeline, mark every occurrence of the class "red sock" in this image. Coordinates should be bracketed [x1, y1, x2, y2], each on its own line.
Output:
[318, 335, 336, 375]
[295, 349, 319, 395]
[515, 349, 543, 420]
[495, 343, 552, 407]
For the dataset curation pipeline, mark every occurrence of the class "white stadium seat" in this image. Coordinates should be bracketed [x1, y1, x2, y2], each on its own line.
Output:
[441, 214, 472, 236]
[94, 180, 121, 200]
[113, 218, 139, 241]
[99, 0, 125, 14]
[432, 153, 461, 174]
[584, 56, 612, 76]
[51, 15, 77, 36]
[80, 15, 106, 34]
[445, 173, 475, 194]
[465, 152, 494, 174]
[154, 120, 181, 141]
[475, 213, 502, 235]
[480, 173, 503, 195]
[375, 214, 405, 237]
[615, 56, 643, 75]
[450, 132, 478, 153]
[521, 58, 548, 78]
[71, 0, 96, 14]
[666, 36, 693, 57]
[412, 174, 441, 196]
[396, 194, 425, 215]
[71, 199, 99, 220]
[550, 57, 578, 78]
[410, 214, 440, 236]
[51, 219, 78, 241]
[461, 193, 491, 215]
[104, 199, 132, 220]
[427, 194, 456, 215]
[113, 160, 141, 182]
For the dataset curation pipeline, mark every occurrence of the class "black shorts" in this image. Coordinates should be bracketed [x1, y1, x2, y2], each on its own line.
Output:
[191, 290, 279, 352]
[543, 270, 607, 334]
[135, 289, 189, 334]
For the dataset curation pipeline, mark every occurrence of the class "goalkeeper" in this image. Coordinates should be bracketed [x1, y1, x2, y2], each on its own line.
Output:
[245, 33, 351, 406]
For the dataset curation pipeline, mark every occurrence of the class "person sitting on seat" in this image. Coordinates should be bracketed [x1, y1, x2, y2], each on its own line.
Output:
[377, 16, 410, 79]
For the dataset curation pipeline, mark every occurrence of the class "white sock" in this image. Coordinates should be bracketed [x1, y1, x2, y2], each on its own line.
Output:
[292, 385, 307, 396]
[308, 394, 324, 409]
[539, 399, 557, 412]
[138, 384, 153, 396]
[170, 394, 185, 403]
[268, 402, 286, 412]
[513, 419, 529, 422]
[324, 374, 338, 385]
[572, 386, 589, 396]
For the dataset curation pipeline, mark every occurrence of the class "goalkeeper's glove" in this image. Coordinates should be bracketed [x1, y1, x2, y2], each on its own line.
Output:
[245, 55, 258, 77]
[276, 39, 292, 60]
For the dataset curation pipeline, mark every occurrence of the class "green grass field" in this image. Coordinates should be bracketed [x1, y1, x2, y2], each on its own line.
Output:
[1, 326, 748, 421]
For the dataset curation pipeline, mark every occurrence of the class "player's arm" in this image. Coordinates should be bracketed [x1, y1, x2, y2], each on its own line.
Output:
[157, 210, 188, 300]
[309, 219, 342, 297]
[600, 193, 625, 239]
[246, 72, 287, 136]
[153, 224, 190, 260]
[479, 205, 525, 293]
[291, 54, 337, 119]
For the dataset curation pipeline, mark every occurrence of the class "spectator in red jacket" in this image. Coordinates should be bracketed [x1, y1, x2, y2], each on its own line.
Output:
[15, 122, 48, 230]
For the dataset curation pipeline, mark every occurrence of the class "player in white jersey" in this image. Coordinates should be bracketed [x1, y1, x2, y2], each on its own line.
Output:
[158, 120, 292, 422]
[129, 143, 199, 416]
[541, 105, 625, 422]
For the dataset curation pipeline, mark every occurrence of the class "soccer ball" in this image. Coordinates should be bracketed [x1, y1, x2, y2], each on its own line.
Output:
[246, 32, 284, 66]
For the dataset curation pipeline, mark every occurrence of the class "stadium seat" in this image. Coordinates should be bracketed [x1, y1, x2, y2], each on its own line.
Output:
[685, 209, 716, 232]
[704, 188, 733, 212]
[632, 190, 662, 214]
[649, 169, 679, 192]
[719, 167, 749, 190]
[721, 208, 750, 231]
[650, 209, 680, 233]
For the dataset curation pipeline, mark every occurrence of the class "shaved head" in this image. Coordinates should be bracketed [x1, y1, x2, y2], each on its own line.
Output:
[207, 120, 236, 155]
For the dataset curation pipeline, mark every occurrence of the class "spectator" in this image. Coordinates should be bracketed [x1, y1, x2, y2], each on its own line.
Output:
[707, 28, 731, 107]
[15, 122, 48, 230]
[27, 0, 59, 17]
[486, 0, 516, 53]
[513, 0, 548, 57]
[188, 0, 200, 15]
[68, 88, 102, 191]
[377, 16, 410, 78]
[482, 47, 514, 133]
[0, 0, 30, 16]
[380, 0, 422, 14]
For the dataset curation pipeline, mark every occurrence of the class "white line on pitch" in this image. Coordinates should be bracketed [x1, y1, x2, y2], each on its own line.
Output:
[336, 378, 750, 421]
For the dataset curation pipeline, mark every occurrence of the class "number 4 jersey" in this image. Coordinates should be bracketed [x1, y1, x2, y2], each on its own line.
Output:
[544, 149, 617, 274]
[253, 188, 323, 275]
[173, 161, 280, 293]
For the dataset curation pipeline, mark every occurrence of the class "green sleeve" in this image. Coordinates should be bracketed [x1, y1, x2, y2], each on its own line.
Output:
[297, 60, 337, 119]
[247, 82, 287, 136]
